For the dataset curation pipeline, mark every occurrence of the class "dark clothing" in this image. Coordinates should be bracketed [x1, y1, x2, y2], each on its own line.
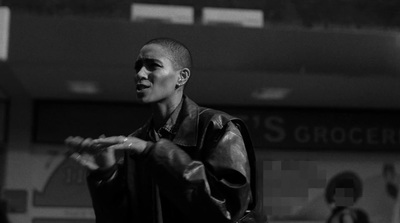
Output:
[87, 96, 256, 223]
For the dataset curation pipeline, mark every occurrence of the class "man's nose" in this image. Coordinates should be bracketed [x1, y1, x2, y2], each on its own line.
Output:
[136, 67, 147, 79]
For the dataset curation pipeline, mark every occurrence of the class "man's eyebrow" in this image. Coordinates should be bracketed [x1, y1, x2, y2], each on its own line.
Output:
[136, 56, 161, 63]
[135, 57, 158, 64]
[143, 58, 162, 64]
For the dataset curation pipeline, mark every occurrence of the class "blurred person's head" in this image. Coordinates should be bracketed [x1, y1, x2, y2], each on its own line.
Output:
[325, 171, 362, 208]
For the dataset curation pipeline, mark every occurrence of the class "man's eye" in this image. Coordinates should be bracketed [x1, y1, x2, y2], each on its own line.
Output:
[145, 63, 159, 71]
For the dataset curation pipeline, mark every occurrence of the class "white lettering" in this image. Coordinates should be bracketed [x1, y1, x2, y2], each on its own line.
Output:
[64, 166, 85, 185]
[367, 128, 379, 144]
[382, 128, 396, 144]
[330, 127, 346, 144]
[289, 125, 400, 146]
[314, 127, 328, 144]
[264, 116, 285, 142]
[294, 126, 310, 143]
[349, 128, 363, 144]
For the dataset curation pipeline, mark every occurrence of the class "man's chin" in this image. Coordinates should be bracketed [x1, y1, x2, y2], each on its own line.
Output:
[136, 95, 151, 104]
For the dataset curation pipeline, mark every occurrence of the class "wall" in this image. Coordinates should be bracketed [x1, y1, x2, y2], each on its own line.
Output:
[0, 62, 34, 222]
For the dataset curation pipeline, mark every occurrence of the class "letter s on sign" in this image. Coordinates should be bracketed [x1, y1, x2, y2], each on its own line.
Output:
[264, 116, 285, 142]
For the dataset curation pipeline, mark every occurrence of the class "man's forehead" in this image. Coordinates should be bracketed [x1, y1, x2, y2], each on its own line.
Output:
[137, 44, 174, 61]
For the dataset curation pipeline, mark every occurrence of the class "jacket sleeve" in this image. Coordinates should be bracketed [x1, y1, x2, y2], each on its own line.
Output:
[142, 121, 252, 222]
[86, 163, 129, 223]
[86, 128, 147, 222]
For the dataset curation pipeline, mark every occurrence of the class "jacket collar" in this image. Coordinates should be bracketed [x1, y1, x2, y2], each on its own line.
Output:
[172, 95, 199, 147]
[134, 95, 199, 147]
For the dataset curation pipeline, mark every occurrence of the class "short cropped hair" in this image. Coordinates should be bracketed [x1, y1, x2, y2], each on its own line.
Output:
[144, 37, 192, 70]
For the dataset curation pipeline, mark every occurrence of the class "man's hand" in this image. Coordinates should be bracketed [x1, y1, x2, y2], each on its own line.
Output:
[65, 136, 116, 171]
[92, 135, 148, 155]
[65, 135, 148, 171]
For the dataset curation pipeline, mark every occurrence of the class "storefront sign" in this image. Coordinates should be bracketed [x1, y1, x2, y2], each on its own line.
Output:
[226, 108, 400, 150]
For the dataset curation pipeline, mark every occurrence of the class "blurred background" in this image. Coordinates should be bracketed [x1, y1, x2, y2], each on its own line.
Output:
[0, 0, 400, 222]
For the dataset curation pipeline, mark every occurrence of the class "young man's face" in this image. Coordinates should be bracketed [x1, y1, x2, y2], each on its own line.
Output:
[134, 44, 180, 104]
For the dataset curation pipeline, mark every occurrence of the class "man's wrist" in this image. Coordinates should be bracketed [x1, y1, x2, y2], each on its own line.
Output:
[88, 163, 118, 182]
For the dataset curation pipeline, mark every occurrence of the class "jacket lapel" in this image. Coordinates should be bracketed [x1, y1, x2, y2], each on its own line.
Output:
[131, 96, 199, 147]
[130, 117, 152, 138]
[172, 96, 199, 148]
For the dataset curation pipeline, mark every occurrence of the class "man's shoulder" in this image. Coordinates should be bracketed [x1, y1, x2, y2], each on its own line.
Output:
[199, 107, 235, 122]
[197, 106, 247, 130]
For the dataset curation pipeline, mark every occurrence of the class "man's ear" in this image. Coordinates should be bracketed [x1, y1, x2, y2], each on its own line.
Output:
[177, 68, 190, 87]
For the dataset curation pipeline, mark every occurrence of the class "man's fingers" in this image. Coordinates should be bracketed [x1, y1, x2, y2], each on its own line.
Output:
[93, 136, 126, 146]
[81, 138, 94, 148]
[65, 136, 106, 156]
[65, 136, 84, 147]
[108, 144, 128, 150]
[65, 136, 85, 155]
[69, 152, 81, 160]
[69, 152, 99, 170]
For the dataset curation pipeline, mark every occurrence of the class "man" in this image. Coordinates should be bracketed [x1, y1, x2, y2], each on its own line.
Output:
[65, 37, 257, 223]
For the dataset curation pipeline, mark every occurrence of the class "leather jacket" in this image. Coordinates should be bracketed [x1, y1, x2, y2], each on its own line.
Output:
[87, 96, 257, 223]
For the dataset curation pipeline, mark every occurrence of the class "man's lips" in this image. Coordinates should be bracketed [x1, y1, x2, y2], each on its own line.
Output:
[136, 83, 150, 91]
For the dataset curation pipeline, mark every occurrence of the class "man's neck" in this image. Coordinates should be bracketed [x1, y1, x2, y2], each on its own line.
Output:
[151, 95, 183, 130]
